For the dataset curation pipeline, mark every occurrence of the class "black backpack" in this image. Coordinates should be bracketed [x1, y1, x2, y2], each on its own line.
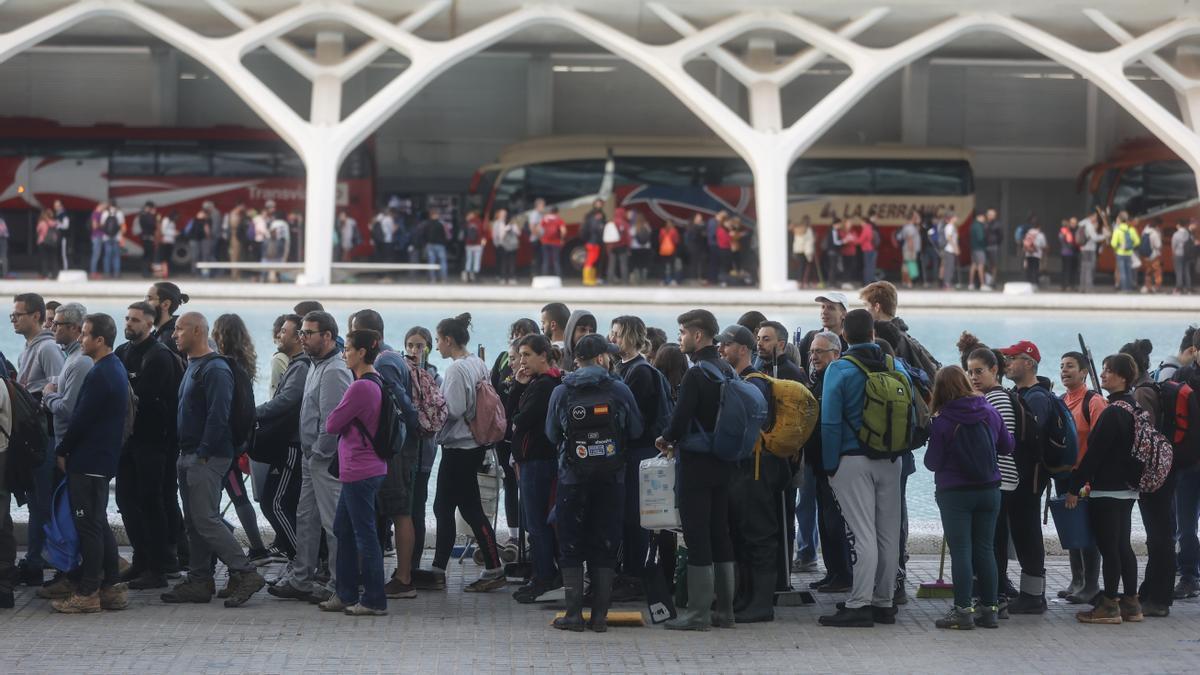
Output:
[355, 372, 405, 461]
[3, 380, 49, 505]
[104, 213, 121, 237]
[563, 384, 624, 477]
[137, 211, 156, 236]
[953, 421, 997, 483]
[194, 356, 256, 448]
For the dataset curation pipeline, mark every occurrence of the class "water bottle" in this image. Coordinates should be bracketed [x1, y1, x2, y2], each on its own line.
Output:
[477, 343, 486, 361]
[793, 327, 803, 345]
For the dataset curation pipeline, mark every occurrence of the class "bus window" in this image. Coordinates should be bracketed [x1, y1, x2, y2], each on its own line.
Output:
[1111, 165, 1144, 215]
[614, 157, 701, 187]
[157, 148, 211, 176]
[872, 159, 972, 196]
[467, 169, 498, 213]
[110, 146, 156, 176]
[706, 158, 754, 186]
[1143, 160, 1197, 212]
[213, 149, 275, 177]
[276, 151, 305, 177]
[789, 159, 871, 195]
[493, 167, 526, 212]
[526, 159, 606, 205]
[339, 146, 369, 180]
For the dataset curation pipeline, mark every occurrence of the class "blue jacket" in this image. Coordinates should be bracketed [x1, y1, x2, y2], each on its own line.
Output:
[376, 347, 420, 439]
[820, 342, 914, 474]
[177, 353, 234, 459]
[546, 365, 643, 485]
[56, 353, 128, 478]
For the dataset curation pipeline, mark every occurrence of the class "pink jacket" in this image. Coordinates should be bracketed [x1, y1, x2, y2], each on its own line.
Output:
[325, 376, 388, 483]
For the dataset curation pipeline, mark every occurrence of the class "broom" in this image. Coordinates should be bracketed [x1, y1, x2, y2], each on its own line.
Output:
[916, 536, 955, 599]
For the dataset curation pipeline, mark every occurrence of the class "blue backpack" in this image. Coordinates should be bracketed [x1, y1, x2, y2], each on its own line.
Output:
[953, 421, 998, 483]
[1022, 386, 1079, 475]
[680, 361, 768, 462]
[43, 478, 80, 573]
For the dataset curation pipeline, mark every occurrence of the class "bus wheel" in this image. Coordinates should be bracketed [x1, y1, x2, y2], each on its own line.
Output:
[172, 243, 193, 267]
[566, 241, 587, 272]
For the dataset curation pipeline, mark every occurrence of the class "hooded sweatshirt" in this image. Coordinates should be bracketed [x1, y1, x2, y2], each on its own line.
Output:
[256, 351, 311, 445]
[436, 352, 490, 449]
[923, 395, 1013, 491]
[301, 348, 353, 458]
[546, 364, 643, 485]
[820, 342, 914, 474]
[560, 309, 596, 371]
[17, 329, 64, 394]
[509, 369, 562, 463]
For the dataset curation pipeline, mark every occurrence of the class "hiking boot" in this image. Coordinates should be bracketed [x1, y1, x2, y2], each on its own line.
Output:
[384, 575, 417, 599]
[464, 569, 506, 593]
[974, 605, 1000, 629]
[588, 568, 615, 633]
[1174, 578, 1199, 599]
[267, 581, 311, 601]
[51, 592, 101, 614]
[161, 578, 213, 604]
[99, 584, 129, 611]
[553, 567, 586, 633]
[127, 571, 168, 591]
[344, 603, 387, 616]
[223, 570, 266, 608]
[318, 595, 348, 612]
[36, 575, 74, 600]
[513, 575, 561, 604]
[710, 562, 735, 629]
[664, 565, 715, 631]
[217, 578, 233, 599]
[1076, 595, 1122, 624]
[1118, 595, 1144, 622]
[15, 560, 43, 587]
[818, 605, 874, 628]
[1007, 592, 1047, 614]
[934, 606, 975, 630]
[411, 568, 445, 591]
[1141, 600, 1170, 617]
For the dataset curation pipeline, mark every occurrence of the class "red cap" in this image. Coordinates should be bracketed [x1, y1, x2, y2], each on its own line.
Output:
[999, 340, 1041, 363]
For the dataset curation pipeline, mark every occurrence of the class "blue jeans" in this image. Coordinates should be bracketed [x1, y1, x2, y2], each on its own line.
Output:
[1177, 464, 1200, 581]
[862, 250, 877, 285]
[334, 475, 386, 610]
[464, 245, 483, 275]
[22, 436, 57, 569]
[89, 239, 103, 275]
[541, 244, 562, 277]
[426, 244, 447, 282]
[795, 462, 819, 563]
[936, 487, 1000, 608]
[103, 238, 121, 277]
[518, 459, 558, 582]
[1118, 255, 1135, 291]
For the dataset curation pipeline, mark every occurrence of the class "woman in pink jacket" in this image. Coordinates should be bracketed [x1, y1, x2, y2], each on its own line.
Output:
[323, 329, 390, 616]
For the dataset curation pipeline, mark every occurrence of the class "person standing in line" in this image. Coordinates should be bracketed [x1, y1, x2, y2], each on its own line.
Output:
[803, 332, 853, 593]
[462, 211, 485, 283]
[924, 365, 1013, 629]
[1140, 220, 1165, 294]
[268, 311, 351, 604]
[1172, 219, 1193, 295]
[540, 206, 565, 278]
[604, 207, 632, 285]
[659, 219, 682, 286]
[36, 208, 59, 279]
[941, 214, 960, 290]
[427, 313, 506, 592]
[527, 197, 545, 276]
[319, 329, 390, 616]
[1059, 217, 1081, 292]
[113, 301, 183, 591]
[984, 208, 1004, 288]
[492, 208, 520, 285]
[337, 211, 359, 262]
[403, 326, 443, 589]
[102, 202, 125, 278]
[685, 213, 708, 285]
[629, 212, 654, 284]
[50, 313, 129, 614]
[896, 213, 921, 289]
[859, 217, 878, 286]
[88, 201, 107, 278]
[162, 312, 266, 607]
[53, 200, 70, 271]
[135, 202, 158, 278]
[1111, 212, 1141, 293]
[0, 371, 12, 609]
[11, 292, 64, 587]
[422, 207, 449, 284]
[0, 213, 9, 278]
[796, 293, 849, 375]
[1021, 217, 1046, 288]
[1058, 351, 1106, 605]
[1078, 208, 1108, 293]
[790, 218, 816, 288]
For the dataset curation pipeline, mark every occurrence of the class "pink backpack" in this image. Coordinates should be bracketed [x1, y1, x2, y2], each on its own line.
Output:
[468, 378, 507, 446]
[406, 359, 447, 438]
[1112, 400, 1173, 492]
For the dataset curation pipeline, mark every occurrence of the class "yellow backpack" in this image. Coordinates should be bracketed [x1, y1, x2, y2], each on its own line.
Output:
[744, 373, 818, 465]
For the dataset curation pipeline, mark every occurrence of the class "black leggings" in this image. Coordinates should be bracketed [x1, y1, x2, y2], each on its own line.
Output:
[1139, 470, 1178, 605]
[1090, 497, 1137, 599]
[432, 448, 500, 570]
[1004, 472, 1047, 581]
[411, 470, 432, 571]
[677, 452, 734, 566]
[495, 441, 519, 530]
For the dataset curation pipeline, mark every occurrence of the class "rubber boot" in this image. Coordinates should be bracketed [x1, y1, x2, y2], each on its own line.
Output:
[711, 562, 735, 628]
[733, 563, 753, 613]
[664, 565, 713, 631]
[1059, 549, 1084, 599]
[552, 567, 586, 632]
[588, 568, 614, 633]
[1007, 574, 1047, 614]
[1068, 547, 1101, 605]
[734, 569, 776, 623]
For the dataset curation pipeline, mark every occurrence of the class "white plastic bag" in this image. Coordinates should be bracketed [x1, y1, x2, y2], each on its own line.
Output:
[639, 456, 680, 531]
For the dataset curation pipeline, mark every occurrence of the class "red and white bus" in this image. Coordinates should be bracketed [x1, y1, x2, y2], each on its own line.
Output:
[0, 117, 375, 266]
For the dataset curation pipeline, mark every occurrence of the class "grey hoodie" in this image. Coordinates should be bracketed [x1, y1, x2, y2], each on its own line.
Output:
[17, 329, 64, 393]
[560, 309, 596, 372]
[300, 348, 352, 458]
[43, 341, 91, 440]
[436, 353, 490, 449]
[257, 352, 311, 445]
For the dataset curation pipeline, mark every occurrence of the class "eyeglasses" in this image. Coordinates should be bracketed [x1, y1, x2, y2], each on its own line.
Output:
[298, 329, 320, 337]
[810, 348, 839, 356]
[9, 311, 31, 321]
[51, 321, 77, 329]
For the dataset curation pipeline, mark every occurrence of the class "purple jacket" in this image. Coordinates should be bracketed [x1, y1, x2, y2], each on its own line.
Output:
[923, 395, 1014, 490]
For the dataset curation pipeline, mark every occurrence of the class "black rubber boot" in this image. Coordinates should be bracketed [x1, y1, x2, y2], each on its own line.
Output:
[734, 569, 776, 623]
[588, 568, 614, 633]
[553, 567, 586, 632]
[664, 565, 714, 631]
[711, 562, 736, 628]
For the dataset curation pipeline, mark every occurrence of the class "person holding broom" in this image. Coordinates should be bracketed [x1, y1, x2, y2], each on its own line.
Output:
[923, 365, 1014, 630]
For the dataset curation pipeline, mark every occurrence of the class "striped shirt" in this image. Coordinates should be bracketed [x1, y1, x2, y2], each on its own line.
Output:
[984, 387, 1019, 491]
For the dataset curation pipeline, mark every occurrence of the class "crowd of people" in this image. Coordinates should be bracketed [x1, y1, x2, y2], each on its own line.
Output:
[0, 280, 1198, 631]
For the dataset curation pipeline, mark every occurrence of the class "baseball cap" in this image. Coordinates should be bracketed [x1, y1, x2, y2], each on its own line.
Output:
[574, 333, 619, 361]
[999, 340, 1041, 364]
[715, 324, 756, 350]
[815, 292, 848, 310]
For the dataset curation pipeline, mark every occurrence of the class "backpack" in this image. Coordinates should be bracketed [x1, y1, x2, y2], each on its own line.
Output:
[627, 361, 676, 441]
[1121, 226, 1136, 252]
[1020, 387, 1079, 475]
[43, 478, 79, 573]
[744, 372, 817, 460]
[842, 354, 915, 455]
[468, 377, 507, 446]
[1079, 389, 1103, 426]
[193, 356, 256, 448]
[635, 226, 652, 246]
[1111, 400, 1174, 492]
[1022, 229, 1039, 254]
[953, 421, 998, 484]
[3, 379, 49, 503]
[406, 359, 448, 438]
[563, 383, 625, 477]
[1147, 379, 1200, 468]
[137, 211, 156, 237]
[678, 360, 768, 462]
[354, 372, 405, 461]
[1136, 231, 1153, 257]
[122, 382, 139, 447]
[103, 213, 121, 237]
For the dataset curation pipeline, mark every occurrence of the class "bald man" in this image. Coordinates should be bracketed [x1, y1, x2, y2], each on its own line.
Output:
[162, 312, 265, 607]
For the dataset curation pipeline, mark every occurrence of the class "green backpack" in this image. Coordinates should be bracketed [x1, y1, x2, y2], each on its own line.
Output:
[843, 354, 914, 454]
